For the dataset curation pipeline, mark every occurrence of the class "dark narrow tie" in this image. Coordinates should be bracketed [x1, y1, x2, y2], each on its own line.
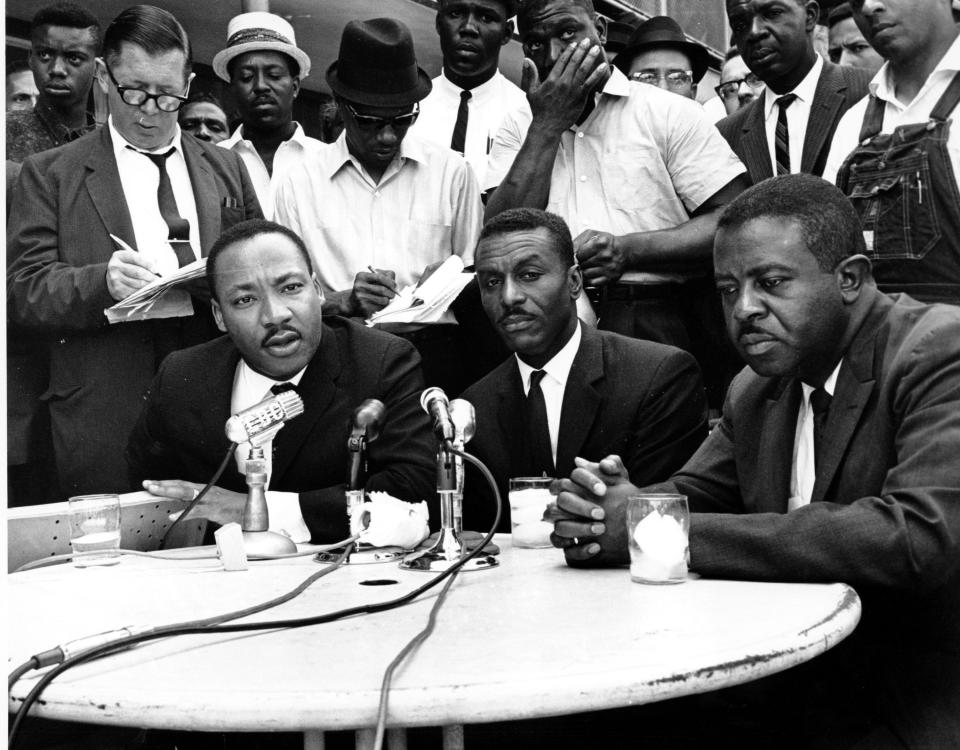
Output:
[527, 370, 555, 477]
[450, 90, 472, 155]
[775, 93, 797, 176]
[140, 147, 194, 267]
[271, 382, 297, 396]
[810, 387, 832, 472]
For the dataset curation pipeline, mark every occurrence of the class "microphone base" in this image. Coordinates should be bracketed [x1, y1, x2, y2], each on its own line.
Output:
[242, 530, 297, 558]
[314, 543, 406, 565]
[399, 547, 499, 572]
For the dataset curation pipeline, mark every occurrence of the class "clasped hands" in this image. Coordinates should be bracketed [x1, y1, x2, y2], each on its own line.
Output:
[547, 455, 639, 566]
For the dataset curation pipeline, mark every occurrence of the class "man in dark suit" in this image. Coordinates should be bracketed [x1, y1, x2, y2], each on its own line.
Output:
[7, 6, 262, 499]
[461, 208, 708, 533]
[717, 0, 871, 183]
[552, 175, 960, 748]
[127, 220, 436, 544]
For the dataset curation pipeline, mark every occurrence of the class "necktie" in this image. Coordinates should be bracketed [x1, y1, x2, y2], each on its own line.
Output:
[140, 147, 194, 267]
[450, 90, 472, 155]
[810, 387, 832, 472]
[270, 382, 297, 396]
[774, 93, 797, 176]
[527, 370, 555, 477]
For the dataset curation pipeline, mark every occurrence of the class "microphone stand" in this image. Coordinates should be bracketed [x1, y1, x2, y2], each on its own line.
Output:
[400, 440, 498, 573]
[241, 447, 297, 557]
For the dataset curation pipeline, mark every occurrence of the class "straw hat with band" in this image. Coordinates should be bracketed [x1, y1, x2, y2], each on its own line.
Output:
[212, 12, 311, 82]
[326, 18, 432, 108]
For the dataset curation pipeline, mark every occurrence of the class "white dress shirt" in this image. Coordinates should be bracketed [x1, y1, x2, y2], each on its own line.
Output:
[220, 122, 324, 220]
[274, 132, 482, 316]
[410, 69, 529, 188]
[231, 359, 311, 543]
[823, 34, 960, 186]
[762, 54, 823, 176]
[487, 68, 745, 284]
[790, 361, 842, 510]
[514, 322, 582, 467]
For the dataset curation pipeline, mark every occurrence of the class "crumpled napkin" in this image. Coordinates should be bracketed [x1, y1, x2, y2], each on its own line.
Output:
[352, 491, 430, 549]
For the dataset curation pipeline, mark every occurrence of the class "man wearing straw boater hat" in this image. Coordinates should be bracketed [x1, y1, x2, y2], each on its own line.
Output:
[275, 18, 484, 395]
[213, 11, 323, 219]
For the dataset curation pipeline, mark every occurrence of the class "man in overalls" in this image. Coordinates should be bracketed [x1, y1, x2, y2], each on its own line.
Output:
[824, 0, 960, 304]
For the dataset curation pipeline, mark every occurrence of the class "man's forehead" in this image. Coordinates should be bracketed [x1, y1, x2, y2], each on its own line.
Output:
[477, 228, 559, 265]
[33, 24, 99, 48]
[521, 0, 593, 30]
[233, 50, 293, 72]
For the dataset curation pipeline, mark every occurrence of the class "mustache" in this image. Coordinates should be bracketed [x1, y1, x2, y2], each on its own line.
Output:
[736, 323, 773, 339]
[261, 324, 299, 347]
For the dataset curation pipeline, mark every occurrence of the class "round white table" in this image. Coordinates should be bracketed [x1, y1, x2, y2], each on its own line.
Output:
[8, 537, 860, 747]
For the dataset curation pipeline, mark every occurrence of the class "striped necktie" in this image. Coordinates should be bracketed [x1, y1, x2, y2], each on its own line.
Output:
[775, 93, 798, 175]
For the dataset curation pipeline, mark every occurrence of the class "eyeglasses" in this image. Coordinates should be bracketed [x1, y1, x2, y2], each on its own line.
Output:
[630, 70, 693, 90]
[714, 73, 764, 101]
[343, 102, 420, 131]
[104, 62, 188, 112]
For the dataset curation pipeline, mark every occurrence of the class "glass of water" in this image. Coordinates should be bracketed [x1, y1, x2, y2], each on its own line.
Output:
[68, 494, 121, 567]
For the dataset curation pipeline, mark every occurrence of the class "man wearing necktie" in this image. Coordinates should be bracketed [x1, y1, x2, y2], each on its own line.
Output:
[717, 0, 872, 184]
[7, 6, 262, 498]
[551, 175, 960, 748]
[460, 207, 708, 533]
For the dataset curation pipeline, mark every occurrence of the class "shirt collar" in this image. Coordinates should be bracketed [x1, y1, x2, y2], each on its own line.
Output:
[601, 66, 632, 98]
[763, 54, 823, 119]
[515, 320, 583, 392]
[436, 68, 502, 99]
[236, 359, 307, 404]
[328, 130, 427, 180]
[34, 100, 95, 139]
[222, 121, 310, 150]
[108, 115, 183, 156]
[800, 358, 843, 404]
[871, 33, 960, 103]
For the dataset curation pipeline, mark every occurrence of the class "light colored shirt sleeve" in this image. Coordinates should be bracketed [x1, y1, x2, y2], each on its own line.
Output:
[273, 166, 305, 237]
[821, 98, 868, 186]
[485, 107, 531, 191]
[451, 160, 482, 265]
[265, 490, 311, 544]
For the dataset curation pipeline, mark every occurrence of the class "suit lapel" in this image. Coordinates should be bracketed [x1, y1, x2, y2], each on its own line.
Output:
[812, 298, 886, 502]
[182, 137, 220, 256]
[556, 327, 601, 478]
[496, 360, 530, 478]
[271, 323, 341, 481]
[802, 64, 844, 177]
[754, 379, 802, 512]
[741, 100, 773, 183]
[196, 341, 242, 474]
[84, 127, 137, 252]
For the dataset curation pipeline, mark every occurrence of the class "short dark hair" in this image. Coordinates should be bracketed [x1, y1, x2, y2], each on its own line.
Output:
[438, 0, 519, 16]
[226, 51, 300, 81]
[717, 174, 867, 272]
[827, 2, 853, 27]
[518, 0, 595, 31]
[478, 208, 575, 267]
[181, 89, 226, 111]
[6, 59, 32, 77]
[102, 5, 192, 77]
[723, 45, 740, 62]
[30, 2, 102, 47]
[208, 219, 314, 302]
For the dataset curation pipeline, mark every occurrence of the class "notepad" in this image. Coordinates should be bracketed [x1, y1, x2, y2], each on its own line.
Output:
[366, 255, 474, 326]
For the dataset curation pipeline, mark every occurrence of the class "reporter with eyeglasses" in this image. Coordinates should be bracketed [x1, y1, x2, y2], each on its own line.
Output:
[6, 5, 262, 498]
[274, 18, 483, 395]
[612, 16, 711, 101]
[715, 47, 765, 116]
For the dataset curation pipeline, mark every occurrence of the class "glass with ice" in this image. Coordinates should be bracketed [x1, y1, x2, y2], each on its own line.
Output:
[509, 477, 554, 549]
[626, 494, 689, 584]
[68, 494, 121, 567]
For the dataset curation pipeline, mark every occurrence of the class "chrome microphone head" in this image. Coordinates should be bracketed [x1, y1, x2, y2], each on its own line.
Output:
[225, 390, 305, 445]
[449, 399, 476, 444]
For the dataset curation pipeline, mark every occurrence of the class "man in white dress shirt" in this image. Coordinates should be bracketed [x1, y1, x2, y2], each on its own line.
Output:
[410, 0, 526, 189]
[213, 12, 323, 220]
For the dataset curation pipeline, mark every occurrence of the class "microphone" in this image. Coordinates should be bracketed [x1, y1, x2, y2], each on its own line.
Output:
[351, 398, 386, 444]
[347, 399, 386, 491]
[449, 399, 476, 446]
[421, 387, 455, 443]
[225, 390, 305, 447]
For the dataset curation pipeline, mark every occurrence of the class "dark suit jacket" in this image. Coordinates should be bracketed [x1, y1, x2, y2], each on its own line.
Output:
[6, 127, 262, 497]
[126, 317, 437, 543]
[716, 61, 872, 183]
[645, 293, 960, 747]
[462, 325, 708, 532]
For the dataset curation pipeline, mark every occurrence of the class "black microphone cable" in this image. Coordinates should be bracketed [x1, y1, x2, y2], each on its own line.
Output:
[159, 441, 237, 549]
[9, 445, 503, 749]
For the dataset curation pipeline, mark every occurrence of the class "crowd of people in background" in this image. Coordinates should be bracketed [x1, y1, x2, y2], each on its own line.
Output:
[6, 0, 960, 747]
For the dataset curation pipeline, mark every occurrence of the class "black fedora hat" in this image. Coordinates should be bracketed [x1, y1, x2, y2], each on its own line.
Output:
[326, 18, 432, 107]
[614, 16, 711, 83]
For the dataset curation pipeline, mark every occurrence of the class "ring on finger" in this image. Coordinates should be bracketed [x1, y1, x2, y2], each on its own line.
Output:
[572, 537, 580, 546]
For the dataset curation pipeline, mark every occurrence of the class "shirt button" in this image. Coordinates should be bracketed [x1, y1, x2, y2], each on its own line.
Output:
[577, 132, 584, 138]
[374, 191, 381, 197]
[579, 175, 587, 182]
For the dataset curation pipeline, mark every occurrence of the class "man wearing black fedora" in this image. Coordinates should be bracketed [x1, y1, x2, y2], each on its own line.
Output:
[612, 15, 711, 101]
[275, 18, 484, 395]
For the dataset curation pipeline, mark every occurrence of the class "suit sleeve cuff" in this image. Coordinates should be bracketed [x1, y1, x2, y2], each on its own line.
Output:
[265, 491, 311, 544]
